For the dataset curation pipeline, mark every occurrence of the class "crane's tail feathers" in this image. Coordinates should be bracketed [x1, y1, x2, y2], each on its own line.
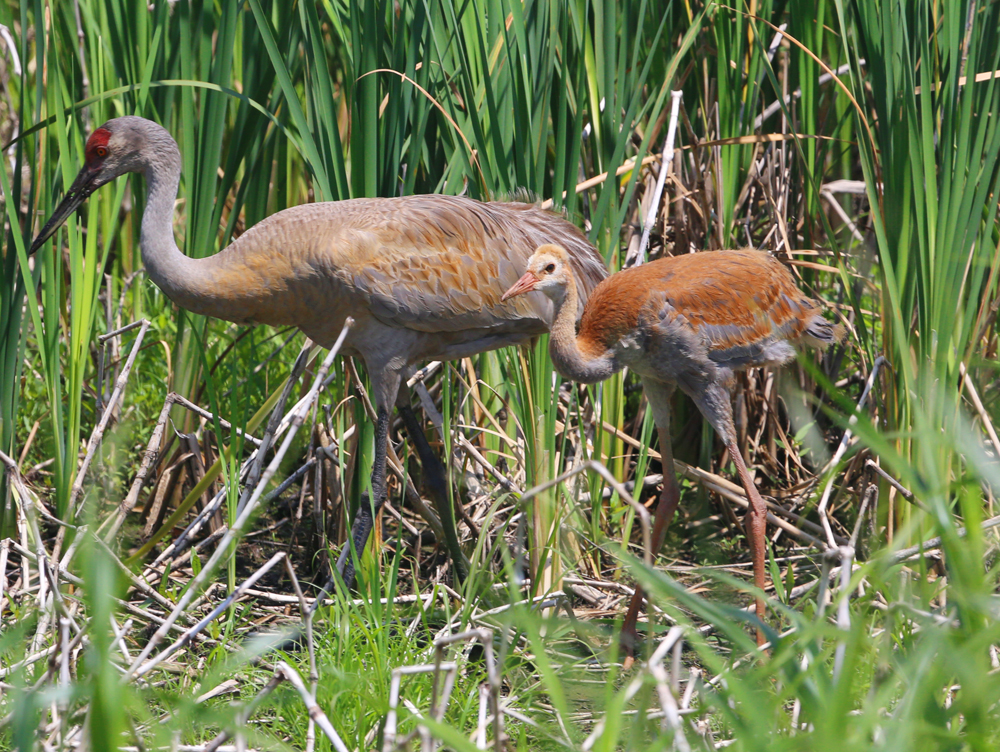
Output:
[800, 314, 846, 349]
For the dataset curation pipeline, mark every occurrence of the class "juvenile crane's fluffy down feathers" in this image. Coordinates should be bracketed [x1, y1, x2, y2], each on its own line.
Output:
[578, 249, 841, 372]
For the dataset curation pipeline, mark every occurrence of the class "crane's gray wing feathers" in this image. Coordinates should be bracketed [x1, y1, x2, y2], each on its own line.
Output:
[350, 247, 534, 333]
[341, 196, 607, 334]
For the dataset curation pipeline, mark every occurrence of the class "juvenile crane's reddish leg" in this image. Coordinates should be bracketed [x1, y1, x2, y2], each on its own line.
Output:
[690, 378, 769, 648]
[619, 380, 769, 661]
[618, 438, 769, 658]
[619, 381, 680, 665]
[727, 441, 768, 646]
[619, 441, 680, 663]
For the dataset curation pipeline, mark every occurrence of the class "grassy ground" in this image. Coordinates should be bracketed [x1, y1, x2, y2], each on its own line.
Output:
[3, 1, 1000, 749]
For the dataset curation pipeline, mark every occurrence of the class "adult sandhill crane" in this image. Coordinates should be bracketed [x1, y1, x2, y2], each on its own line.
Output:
[30, 116, 608, 587]
[503, 244, 842, 656]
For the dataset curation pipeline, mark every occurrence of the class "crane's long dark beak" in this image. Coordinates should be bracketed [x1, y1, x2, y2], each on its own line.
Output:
[501, 271, 539, 301]
[29, 163, 105, 255]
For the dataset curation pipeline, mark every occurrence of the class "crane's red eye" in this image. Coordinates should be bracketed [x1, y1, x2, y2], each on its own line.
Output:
[85, 127, 112, 161]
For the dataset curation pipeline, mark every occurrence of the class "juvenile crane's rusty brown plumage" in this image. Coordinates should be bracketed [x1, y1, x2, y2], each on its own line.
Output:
[29, 117, 608, 587]
[503, 244, 842, 657]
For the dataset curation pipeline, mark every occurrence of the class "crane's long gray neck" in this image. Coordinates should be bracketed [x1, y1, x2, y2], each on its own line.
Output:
[548, 274, 618, 384]
[138, 130, 225, 318]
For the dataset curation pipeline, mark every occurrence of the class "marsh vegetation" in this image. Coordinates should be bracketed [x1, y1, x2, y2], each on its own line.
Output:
[2, 1, 1000, 750]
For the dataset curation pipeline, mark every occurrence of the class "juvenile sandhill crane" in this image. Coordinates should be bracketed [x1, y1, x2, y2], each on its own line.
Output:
[30, 116, 608, 587]
[503, 244, 842, 655]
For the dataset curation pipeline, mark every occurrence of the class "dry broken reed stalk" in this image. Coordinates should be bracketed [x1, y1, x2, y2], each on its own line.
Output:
[0, 319, 352, 739]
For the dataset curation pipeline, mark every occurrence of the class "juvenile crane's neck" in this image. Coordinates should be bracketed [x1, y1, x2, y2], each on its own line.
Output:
[548, 275, 618, 384]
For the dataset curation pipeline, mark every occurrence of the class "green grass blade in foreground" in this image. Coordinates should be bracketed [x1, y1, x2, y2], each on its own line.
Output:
[78, 534, 128, 749]
[0, 4, 34, 536]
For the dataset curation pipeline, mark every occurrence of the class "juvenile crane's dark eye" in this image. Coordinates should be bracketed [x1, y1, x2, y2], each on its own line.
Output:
[544, 263, 555, 273]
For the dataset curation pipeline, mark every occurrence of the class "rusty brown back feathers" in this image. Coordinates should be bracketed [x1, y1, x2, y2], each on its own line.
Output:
[578, 249, 830, 360]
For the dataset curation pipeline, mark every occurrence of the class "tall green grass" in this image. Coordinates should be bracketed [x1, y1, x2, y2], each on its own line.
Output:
[0, 0, 29, 534]
[836, 0, 1000, 540]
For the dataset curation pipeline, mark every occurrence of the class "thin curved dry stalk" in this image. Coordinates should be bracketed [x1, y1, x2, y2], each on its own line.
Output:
[125, 318, 353, 681]
[277, 661, 351, 752]
[55, 320, 150, 563]
[629, 90, 684, 268]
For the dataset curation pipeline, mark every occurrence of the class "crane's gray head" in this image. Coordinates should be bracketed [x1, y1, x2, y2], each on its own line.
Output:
[501, 244, 573, 303]
[30, 116, 176, 255]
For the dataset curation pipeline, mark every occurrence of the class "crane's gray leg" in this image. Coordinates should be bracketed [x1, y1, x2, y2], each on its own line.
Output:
[620, 380, 679, 664]
[336, 403, 391, 589]
[396, 400, 469, 583]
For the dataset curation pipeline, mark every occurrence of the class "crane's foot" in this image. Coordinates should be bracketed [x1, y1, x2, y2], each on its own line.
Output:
[619, 623, 639, 670]
[618, 582, 647, 669]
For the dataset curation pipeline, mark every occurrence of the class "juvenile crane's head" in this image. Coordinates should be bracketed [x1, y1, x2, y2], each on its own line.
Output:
[502, 244, 574, 304]
[30, 116, 176, 255]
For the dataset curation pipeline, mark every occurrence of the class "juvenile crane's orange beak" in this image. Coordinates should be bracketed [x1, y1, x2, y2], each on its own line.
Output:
[501, 271, 539, 301]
